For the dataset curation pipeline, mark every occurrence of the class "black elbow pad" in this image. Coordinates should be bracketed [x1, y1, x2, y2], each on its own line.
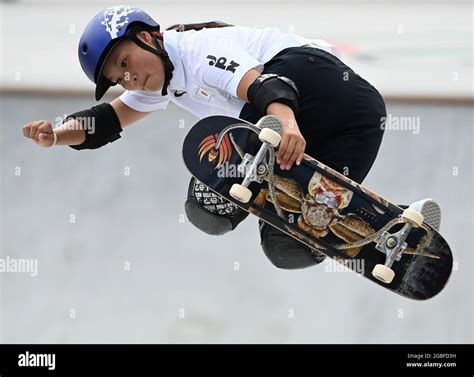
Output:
[66, 102, 123, 150]
[247, 74, 300, 116]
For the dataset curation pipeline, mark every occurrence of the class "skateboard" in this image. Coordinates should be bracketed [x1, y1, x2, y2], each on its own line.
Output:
[182, 115, 453, 300]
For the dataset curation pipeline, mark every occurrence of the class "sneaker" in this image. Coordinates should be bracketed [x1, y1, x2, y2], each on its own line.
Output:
[184, 177, 249, 235]
[259, 220, 326, 269]
[408, 198, 441, 231]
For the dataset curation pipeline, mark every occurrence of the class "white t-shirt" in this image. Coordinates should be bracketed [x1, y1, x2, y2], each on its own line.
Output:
[120, 26, 341, 118]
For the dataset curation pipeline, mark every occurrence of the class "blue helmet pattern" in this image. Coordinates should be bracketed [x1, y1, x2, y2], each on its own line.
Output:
[78, 5, 160, 84]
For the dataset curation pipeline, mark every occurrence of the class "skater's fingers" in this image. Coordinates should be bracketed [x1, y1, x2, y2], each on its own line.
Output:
[280, 136, 297, 169]
[21, 123, 29, 138]
[33, 122, 53, 141]
[286, 148, 299, 170]
[286, 139, 305, 169]
[22, 120, 55, 147]
[37, 132, 55, 147]
[296, 152, 304, 166]
[22, 124, 30, 138]
[26, 121, 43, 139]
[32, 121, 50, 139]
[296, 139, 306, 166]
[291, 140, 306, 168]
[277, 134, 289, 164]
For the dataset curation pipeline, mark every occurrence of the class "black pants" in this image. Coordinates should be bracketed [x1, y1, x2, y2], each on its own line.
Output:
[239, 46, 386, 184]
[239, 47, 387, 269]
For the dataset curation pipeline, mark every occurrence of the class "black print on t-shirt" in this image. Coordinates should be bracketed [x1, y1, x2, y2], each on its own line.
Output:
[206, 55, 240, 73]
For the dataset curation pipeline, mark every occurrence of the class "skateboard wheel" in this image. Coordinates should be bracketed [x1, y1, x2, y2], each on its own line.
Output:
[258, 128, 281, 148]
[372, 264, 395, 284]
[401, 208, 424, 227]
[229, 184, 253, 203]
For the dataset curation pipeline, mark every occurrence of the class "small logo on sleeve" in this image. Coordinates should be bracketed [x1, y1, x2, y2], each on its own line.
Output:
[206, 55, 240, 73]
[173, 90, 186, 97]
[195, 87, 213, 101]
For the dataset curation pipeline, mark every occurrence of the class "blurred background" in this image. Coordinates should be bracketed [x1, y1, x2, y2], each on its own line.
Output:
[0, 0, 472, 343]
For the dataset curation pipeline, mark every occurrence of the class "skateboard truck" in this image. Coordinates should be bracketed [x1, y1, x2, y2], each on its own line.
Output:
[227, 117, 282, 204]
[237, 153, 268, 184]
[372, 208, 424, 284]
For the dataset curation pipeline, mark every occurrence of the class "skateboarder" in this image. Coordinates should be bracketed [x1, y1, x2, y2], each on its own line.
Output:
[22, 5, 440, 269]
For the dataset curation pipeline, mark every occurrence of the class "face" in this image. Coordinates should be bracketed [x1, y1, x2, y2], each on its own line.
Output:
[102, 31, 165, 92]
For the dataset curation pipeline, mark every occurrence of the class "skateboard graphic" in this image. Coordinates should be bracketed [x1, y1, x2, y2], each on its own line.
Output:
[182, 115, 453, 300]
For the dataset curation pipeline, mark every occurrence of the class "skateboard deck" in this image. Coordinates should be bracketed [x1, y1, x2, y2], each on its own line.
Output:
[182, 115, 453, 300]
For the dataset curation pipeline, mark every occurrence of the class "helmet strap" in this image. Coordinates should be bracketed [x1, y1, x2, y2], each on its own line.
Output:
[126, 31, 174, 96]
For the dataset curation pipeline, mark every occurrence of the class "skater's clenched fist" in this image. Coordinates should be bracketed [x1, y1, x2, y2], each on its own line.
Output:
[22, 120, 57, 148]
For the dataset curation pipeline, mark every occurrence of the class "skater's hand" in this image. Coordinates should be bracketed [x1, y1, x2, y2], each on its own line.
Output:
[22, 120, 57, 148]
[277, 118, 306, 170]
[265, 102, 306, 170]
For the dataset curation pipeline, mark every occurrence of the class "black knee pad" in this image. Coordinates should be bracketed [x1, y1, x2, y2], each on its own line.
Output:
[259, 220, 326, 269]
[184, 197, 234, 235]
[184, 177, 249, 236]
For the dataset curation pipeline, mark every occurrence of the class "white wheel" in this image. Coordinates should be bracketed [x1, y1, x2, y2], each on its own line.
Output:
[258, 128, 281, 148]
[229, 184, 253, 203]
[372, 264, 395, 284]
[401, 208, 424, 227]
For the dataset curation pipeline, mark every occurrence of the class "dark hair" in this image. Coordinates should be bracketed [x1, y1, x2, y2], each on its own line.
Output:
[165, 21, 233, 32]
[125, 21, 233, 45]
